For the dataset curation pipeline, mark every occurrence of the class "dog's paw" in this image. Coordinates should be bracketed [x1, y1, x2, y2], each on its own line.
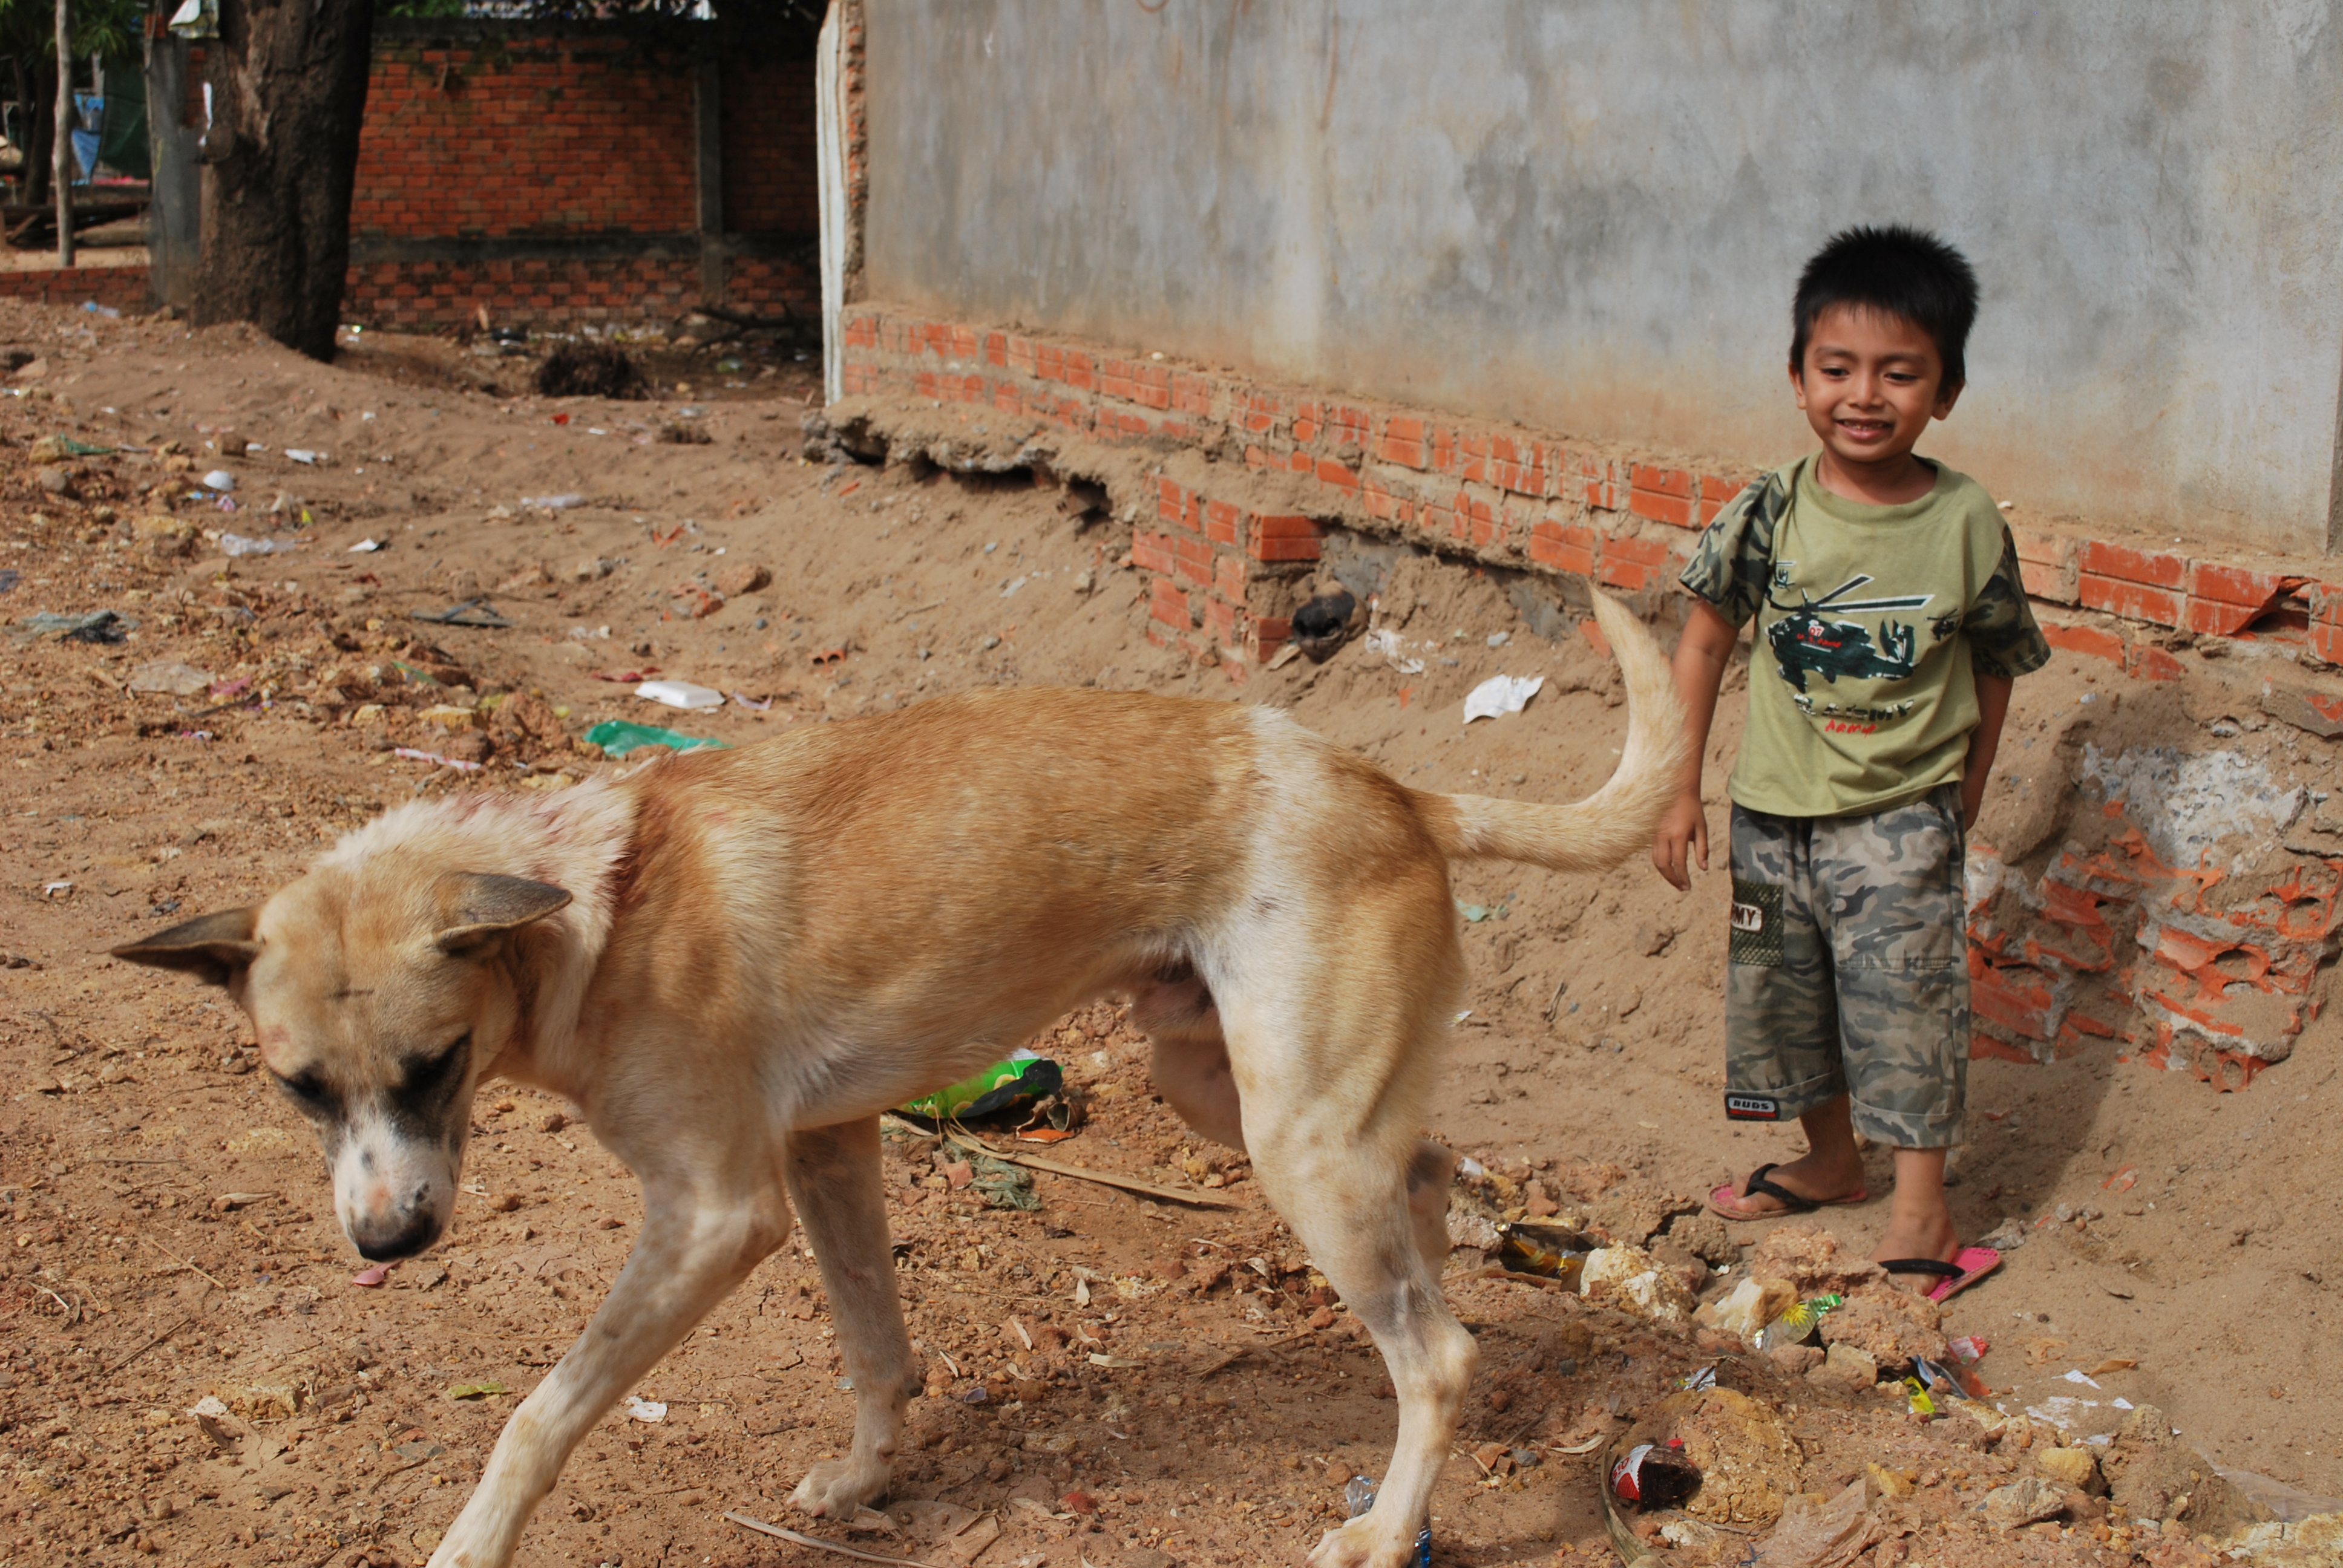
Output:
[1308, 1517, 1414, 1568]
[789, 1454, 890, 1518]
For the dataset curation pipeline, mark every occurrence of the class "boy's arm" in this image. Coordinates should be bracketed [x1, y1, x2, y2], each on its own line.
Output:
[1652, 599, 1738, 892]
[1959, 671, 2014, 829]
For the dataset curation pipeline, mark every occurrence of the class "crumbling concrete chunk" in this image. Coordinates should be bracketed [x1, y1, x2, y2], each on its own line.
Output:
[1814, 1284, 1947, 1367]
[1579, 1242, 1697, 1325]
[1746, 1223, 1886, 1296]
[1983, 1475, 2068, 1528]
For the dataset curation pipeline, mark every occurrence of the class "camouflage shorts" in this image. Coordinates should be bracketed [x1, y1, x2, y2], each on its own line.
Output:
[1724, 785, 1968, 1149]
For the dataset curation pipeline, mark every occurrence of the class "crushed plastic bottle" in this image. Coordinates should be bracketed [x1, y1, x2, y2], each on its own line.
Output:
[1610, 1440, 1702, 1509]
[582, 720, 729, 758]
[1752, 1293, 1844, 1353]
[1343, 1476, 1431, 1567]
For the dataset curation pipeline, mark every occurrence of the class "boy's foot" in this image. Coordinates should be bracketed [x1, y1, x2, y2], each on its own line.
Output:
[1879, 1246, 2001, 1304]
[1875, 1209, 1964, 1295]
[1706, 1157, 1868, 1221]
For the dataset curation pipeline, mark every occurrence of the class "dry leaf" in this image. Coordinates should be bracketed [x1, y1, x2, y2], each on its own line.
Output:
[2089, 1357, 2139, 1374]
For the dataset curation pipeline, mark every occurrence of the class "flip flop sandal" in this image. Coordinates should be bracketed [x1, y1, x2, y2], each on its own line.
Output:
[1705, 1161, 1870, 1222]
[1880, 1246, 2002, 1304]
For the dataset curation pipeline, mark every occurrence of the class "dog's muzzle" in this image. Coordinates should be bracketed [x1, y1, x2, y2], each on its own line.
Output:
[332, 1112, 457, 1261]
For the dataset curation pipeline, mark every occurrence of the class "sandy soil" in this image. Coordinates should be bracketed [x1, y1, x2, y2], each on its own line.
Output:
[2, 300, 2339, 1568]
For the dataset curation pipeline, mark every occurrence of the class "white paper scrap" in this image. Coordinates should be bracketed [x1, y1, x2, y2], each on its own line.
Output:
[1463, 673, 1545, 724]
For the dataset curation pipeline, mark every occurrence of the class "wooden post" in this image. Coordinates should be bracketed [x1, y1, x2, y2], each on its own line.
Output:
[53, 0, 73, 267]
[694, 55, 723, 306]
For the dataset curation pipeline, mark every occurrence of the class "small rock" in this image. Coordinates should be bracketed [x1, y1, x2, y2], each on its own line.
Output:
[487, 1194, 523, 1213]
[1982, 1475, 2067, 1528]
[1807, 1341, 1879, 1393]
[1579, 1243, 1699, 1325]
[418, 704, 483, 731]
[38, 465, 74, 497]
[539, 1111, 568, 1134]
[2034, 1446, 2103, 1495]
[569, 555, 617, 583]
[711, 561, 771, 596]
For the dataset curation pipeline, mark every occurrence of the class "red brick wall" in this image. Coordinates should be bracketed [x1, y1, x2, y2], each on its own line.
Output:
[836, 302, 2343, 682]
[720, 60, 819, 235]
[353, 36, 698, 240]
[0, 264, 146, 313]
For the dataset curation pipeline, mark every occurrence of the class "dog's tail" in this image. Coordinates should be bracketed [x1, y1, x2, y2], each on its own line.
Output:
[1414, 592, 1691, 873]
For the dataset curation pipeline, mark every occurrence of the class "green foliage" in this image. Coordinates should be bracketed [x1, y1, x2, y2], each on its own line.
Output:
[0, 0, 145, 71]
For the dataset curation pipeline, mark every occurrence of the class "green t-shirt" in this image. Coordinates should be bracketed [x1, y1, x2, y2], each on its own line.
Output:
[1679, 454, 2051, 819]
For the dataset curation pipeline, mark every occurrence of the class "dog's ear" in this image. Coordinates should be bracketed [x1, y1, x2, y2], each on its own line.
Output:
[111, 907, 262, 988]
[435, 874, 572, 956]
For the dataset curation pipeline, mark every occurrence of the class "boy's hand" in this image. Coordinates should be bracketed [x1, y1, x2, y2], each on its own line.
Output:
[1652, 789, 1709, 892]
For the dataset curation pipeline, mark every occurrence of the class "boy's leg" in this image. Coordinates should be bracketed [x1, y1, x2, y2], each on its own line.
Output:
[1814, 784, 1968, 1276]
[1715, 805, 1862, 1215]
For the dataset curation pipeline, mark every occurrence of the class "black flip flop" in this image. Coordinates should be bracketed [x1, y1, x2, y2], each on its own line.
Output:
[1706, 1161, 1869, 1221]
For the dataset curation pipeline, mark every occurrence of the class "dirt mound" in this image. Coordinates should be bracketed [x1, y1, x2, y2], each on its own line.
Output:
[534, 341, 649, 399]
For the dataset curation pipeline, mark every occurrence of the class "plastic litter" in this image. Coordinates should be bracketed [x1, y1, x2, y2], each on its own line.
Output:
[11, 609, 132, 644]
[732, 691, 775, 711]
[522, 493, 585, 510]
[1496, 1221, 1590, 1287]
[1944, 1334, 1989, 1365]
[220, 532, 300, 557]
[395, 746, 483, 773]
[1343, 1475, 1432, 1567]
[1363, 627, 1426, 675]
[284, 449, 321, 464]
[202, 469, 235, 491]
[899, 1051, 1063, 1121]
[1463, 673, 1545, 723]
[447, 1381, 510, 1401]
[128, 660, 212, 697]
[1901, 1376, 1938, 1417]
[623, 1396, 666, 1423]
[349, 537, 384, 552]
[583, 720, 729, 757]
[1609, 1440, 1702, 1509]
[637, 679, 724, 710]
[414, 598, 514, 629]
[351, 1264, 391, 1287]
[1752, 1294, 1844, 1353]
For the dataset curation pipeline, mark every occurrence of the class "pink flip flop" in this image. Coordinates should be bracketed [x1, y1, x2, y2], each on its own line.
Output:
[1706, 1163, 1869, 1221]
[1881, 1246, 2001, 1304]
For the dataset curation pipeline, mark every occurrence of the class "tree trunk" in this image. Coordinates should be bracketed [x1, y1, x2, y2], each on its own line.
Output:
[192, 0, 375, 361]
[53, 0, 73, 268]
[24, 58, 54, 211]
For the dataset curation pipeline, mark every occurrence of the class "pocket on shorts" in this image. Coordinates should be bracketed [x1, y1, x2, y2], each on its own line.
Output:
[1728, 877, 1783, 965]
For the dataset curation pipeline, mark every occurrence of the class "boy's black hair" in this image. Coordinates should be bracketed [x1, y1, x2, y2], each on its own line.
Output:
[1791, 225, 1979, 388]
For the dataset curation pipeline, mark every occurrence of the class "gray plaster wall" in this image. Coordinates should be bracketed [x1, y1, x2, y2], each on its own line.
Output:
[860, 1, 2343, 556]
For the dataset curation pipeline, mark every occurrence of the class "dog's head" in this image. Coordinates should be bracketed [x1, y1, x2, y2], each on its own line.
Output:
[113, 867, 571, 1261]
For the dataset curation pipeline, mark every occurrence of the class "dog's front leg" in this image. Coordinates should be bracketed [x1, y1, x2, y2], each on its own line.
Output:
[784, 1117, 922, 1517]
[428, 1181, 791, 1568]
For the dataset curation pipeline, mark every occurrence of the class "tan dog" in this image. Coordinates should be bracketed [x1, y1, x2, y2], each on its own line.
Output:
[114, 592, 1685, 1568]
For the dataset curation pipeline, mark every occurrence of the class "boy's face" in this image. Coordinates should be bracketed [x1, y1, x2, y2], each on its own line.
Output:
[1790, 304, 1963, 474]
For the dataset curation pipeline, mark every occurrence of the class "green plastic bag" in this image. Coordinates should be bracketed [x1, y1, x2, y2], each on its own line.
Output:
[899, 1050, 1063, 1120]
[585, 720, 730, 758]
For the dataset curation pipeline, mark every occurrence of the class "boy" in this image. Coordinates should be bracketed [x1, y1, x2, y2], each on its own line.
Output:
[1652, 226, 2049, 1301]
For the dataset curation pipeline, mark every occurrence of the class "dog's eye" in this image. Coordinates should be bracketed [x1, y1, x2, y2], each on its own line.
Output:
[274, 1070, 333, 1111]
[402, 1033, 470, 1096]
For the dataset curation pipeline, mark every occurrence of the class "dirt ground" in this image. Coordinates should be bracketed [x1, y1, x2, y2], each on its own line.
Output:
[2, 299, 2340, 1568]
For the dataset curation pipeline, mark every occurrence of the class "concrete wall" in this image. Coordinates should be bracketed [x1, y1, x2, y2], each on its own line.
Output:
[859, 1, 2343, 556]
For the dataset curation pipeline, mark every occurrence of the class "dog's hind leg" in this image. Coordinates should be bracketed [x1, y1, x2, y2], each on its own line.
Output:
[1214, 924, 1476, 1568]
[784, 1116, 922, 1518]
[428, 1167, 793, 1568]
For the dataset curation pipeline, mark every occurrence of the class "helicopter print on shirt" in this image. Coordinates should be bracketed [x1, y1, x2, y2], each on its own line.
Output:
[1763, 567, 1935, 692]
